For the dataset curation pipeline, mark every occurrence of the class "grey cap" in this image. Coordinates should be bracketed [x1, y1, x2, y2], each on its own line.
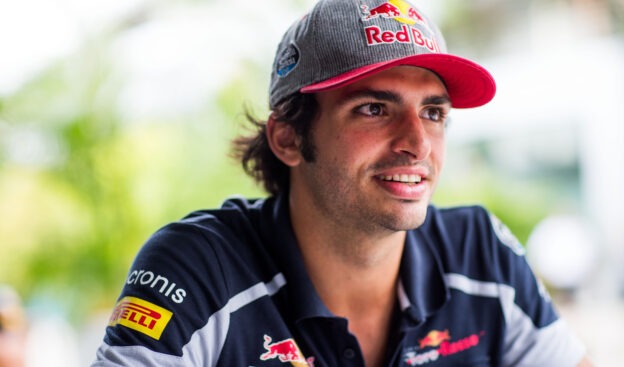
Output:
[269, 0, 496, 109]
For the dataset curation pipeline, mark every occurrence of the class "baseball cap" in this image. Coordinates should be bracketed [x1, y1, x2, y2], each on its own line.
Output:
[269, 0, 496, 109]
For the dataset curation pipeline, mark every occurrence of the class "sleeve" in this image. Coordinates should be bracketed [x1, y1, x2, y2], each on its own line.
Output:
[91, 221, 230, 367]
[485, 212, 586, 367]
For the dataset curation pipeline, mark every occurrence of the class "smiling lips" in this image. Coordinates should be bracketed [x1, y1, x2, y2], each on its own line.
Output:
[375, 171, 429, 200]
[378, 174, 423, 184]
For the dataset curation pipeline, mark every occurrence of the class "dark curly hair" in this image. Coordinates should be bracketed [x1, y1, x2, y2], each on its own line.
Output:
[231, 93, 319, 196]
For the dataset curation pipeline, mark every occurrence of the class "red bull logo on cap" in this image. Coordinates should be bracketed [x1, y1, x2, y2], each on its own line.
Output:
[359, 0, 439, 51]
[361, 0, 427, 26]
[260, 334, 315, 366]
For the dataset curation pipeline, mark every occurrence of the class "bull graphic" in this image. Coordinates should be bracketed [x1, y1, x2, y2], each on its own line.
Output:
[259, 334, 315, 366]
[419, 329, 451, 349]
[361, 3, 401, 20]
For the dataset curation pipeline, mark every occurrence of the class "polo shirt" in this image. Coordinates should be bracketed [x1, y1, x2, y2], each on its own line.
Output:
[93, 194, 585, 366]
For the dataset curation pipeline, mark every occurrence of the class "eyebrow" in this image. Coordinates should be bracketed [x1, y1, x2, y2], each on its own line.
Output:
[335, 88, 451, 108]
[423, 95, 452, 106]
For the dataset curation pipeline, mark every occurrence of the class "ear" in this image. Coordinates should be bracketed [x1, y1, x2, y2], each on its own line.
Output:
[266, 115, 303, 167]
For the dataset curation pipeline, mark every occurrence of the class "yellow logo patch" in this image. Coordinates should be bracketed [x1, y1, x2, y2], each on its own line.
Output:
[108, 296, 173, 340]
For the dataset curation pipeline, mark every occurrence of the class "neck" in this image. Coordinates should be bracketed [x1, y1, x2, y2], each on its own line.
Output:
[288, 190, 406, 298]
[288, 192, 405, 367]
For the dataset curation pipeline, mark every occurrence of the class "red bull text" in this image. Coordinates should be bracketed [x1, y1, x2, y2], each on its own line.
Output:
[360, 1, 439, 50]
[364, 25, 440, 51]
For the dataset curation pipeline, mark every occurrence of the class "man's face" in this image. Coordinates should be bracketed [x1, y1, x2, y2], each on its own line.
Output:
[291, 66, 450, 234]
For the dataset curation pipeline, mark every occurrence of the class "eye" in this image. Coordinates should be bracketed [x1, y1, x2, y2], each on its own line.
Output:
[420, 107, 447, 122]
[355, 103, 386, 117]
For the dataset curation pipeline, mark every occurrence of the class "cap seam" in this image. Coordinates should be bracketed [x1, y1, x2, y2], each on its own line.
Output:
[308, 1, 324, 91]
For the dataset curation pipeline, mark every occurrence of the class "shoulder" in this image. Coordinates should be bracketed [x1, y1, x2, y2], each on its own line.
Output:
[426, 204, 498, 228]
[133, 198, 256, 268]
[417, 206, 586, 365]
[137, 196, 277, 285]
[98, 197, 281, 362]
[175, 196, 266, 236]
[120, 196, 279, 319]
[143, 196, 270, 256]
[417, 204, 530, 285]
[423, 204, 525, 256]
[424, 204, 490, 231]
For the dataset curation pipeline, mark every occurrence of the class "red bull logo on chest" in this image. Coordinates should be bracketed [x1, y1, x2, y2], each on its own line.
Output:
[260, 334, 315, 366]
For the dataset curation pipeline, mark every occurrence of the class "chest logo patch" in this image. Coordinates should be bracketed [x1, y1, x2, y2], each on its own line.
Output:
[419, 329, 451, 348]
[260, 334, 315, 366]
[108, 296, 173, 340]
[403, 329, 484, 366]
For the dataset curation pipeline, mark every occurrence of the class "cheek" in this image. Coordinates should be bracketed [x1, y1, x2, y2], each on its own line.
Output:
[338, 131, 385, 162]
[434, 132, 446, 152]
[323, 128, 366, 156]
[317, 134, 378, 179]
[431, 135, 446, 170]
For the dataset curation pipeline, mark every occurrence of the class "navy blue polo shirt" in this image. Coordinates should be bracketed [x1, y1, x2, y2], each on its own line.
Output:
[93, 195, 584, 366]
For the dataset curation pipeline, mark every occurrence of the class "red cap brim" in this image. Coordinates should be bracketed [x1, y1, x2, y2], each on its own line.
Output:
[300, 54, 496, 109]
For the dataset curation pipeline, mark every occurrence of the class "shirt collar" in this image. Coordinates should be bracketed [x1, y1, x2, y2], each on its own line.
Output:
[397, 220, 450, 325]
[260, 194, 334, 321]
[261, 195, 449, 324]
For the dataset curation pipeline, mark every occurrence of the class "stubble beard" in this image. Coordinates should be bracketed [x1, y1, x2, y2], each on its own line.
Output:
[304, 164, 430, 238]
[298, 139, 432, 238]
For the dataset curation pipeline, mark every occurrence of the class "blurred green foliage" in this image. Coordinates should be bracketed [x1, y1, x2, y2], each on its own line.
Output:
[0, 36, 265, 322]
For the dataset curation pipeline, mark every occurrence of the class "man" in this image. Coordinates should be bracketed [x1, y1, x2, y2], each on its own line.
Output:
[93, 0, 592, 366]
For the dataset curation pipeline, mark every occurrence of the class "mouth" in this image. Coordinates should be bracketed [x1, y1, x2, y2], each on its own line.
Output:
[377, 174, 423, 185]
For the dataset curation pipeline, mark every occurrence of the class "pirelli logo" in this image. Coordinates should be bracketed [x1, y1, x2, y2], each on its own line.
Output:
[108, 296, 173, 340]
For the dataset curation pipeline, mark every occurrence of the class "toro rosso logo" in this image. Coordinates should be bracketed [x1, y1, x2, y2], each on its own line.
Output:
[260, 334, 315, 366]
[403, 329, 485, 366]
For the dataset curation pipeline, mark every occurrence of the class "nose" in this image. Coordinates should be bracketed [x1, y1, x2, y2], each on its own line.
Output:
[390, 112, 432, 161]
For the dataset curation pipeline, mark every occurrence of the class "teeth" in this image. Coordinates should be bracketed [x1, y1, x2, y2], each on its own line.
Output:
[380, 174, 422, 183]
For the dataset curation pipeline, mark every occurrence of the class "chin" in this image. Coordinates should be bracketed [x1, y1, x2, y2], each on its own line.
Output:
[383, 206, 429, 231]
